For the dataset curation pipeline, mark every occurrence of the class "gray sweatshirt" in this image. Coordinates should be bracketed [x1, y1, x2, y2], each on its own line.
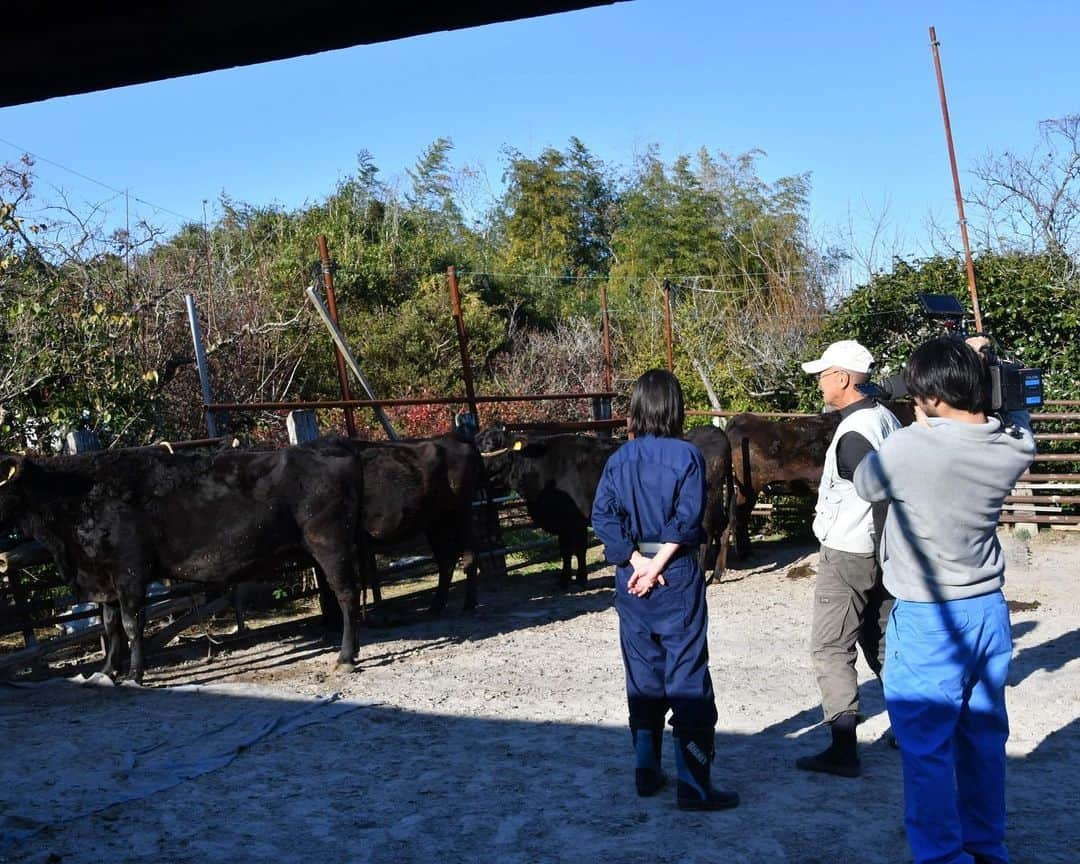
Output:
[853, 411, 1036, 602]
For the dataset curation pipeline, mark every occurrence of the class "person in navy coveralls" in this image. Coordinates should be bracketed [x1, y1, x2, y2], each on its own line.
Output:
[592, 369, 739, 812]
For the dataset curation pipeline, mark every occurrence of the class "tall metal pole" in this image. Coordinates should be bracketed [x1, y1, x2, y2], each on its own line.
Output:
[600, 281, 613, 392]
[185, 294, 219, 437]
[929, 26, 983, 333]
[447, 266, 480, 422]
[317, 235, 357, 437]
[662, 280, 674, 372]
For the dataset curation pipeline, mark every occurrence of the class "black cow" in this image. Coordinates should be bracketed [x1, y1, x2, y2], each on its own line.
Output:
[325, 433, 482, 614]
[0, 440, 365, 683]
[684, 425, 734, 583]
[476, 425, 621, 588]
[724, 412, 841, 560]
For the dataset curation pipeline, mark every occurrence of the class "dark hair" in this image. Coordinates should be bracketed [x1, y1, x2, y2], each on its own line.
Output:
[628, 369, 685, 438]
[903, 336, 988, 413]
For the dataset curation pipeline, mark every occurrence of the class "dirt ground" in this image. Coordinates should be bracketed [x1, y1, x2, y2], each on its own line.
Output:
[2, 529, 1078, 864]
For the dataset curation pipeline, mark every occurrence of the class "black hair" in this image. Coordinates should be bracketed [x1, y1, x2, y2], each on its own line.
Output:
[628, 369, 685, 438]
[902, 336, 988, 413]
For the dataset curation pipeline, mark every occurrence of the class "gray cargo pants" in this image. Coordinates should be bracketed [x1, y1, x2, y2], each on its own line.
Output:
[811, 544, 893, 723]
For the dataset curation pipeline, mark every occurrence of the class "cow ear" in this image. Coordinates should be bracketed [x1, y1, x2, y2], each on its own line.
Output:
[511, 440, 524, 451]
[0, 455, 21, 487]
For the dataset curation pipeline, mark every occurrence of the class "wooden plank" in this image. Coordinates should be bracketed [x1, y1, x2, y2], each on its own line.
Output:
[1004, 495, 1080, 505]
[145, 593, 229, 650]
[999, 513, 1080, 525]
[0, 596, 203, 676]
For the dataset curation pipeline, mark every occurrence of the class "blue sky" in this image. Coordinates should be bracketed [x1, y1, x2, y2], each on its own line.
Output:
[2, 0, 1077, 269]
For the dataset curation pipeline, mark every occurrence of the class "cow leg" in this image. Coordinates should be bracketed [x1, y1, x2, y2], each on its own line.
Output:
[731, 489, 756, 561]
[460, 543, 478, 611]
[100, 601, 127, 680]
[365, 546, 383, 606]
[716, 523, 731, 582]
[309, 551, 358, 671]
[426, 526, 457, 616]
[700, 541, 718, 585]
[313, 564, 345, 631]
[557, 534, 574, 589]
[119, 595, 147, 685]
[574, 527, 589, 586]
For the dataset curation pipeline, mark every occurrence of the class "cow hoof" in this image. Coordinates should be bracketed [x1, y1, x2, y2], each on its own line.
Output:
[334, 660, 356, 675]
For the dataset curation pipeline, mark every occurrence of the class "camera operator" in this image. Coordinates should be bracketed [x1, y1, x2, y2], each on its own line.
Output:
[796, 340, 902, 778]
[853, 335, 1036, 864]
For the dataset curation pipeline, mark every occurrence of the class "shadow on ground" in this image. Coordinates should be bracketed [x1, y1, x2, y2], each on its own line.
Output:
[1, 678, 1074, 864]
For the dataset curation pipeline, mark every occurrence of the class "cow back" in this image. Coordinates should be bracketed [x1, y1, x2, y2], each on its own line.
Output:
[725, 412, 841, 496]
[509, 435, 621, 526]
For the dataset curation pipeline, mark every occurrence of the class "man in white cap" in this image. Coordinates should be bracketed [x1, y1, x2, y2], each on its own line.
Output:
[796, 340, 901, 778]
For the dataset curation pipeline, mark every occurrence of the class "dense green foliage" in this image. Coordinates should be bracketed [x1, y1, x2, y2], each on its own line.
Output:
[795, 253, 1079, 411]
[2, 123, 1078, 451]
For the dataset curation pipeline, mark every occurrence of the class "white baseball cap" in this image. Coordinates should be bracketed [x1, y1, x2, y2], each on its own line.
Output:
[801, 340, 875, 375]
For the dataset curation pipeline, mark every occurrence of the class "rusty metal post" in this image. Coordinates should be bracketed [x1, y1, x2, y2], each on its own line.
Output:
[662, 280, 674, 372]
[317, 235, 357, 437]
[600, 281, 613, 392]
[447, 266, 480, 422]
[929, 27, 983, 333]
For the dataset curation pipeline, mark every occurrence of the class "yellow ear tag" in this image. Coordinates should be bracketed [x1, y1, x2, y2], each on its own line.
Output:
[6, 465, 14, 480]
[512, 440, 524, 451]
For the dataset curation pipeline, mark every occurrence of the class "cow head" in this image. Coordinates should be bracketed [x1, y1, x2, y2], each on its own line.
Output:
[474, 423, 510, 454]
[475, 425, 530, 491]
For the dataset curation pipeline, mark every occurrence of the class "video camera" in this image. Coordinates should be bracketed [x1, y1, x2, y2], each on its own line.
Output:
[855, 293, 1044, 413]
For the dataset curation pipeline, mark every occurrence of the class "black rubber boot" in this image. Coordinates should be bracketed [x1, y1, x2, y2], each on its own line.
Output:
[795, 713, 861, 778]
[673, 727, 740, 811]
[632, 727, 667, 797]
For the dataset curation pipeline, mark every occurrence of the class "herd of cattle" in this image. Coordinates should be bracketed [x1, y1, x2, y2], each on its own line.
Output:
[0, 412, 852, 683]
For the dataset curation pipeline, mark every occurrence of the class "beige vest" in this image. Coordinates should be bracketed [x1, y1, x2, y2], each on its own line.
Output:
[813, 403, 901, 553]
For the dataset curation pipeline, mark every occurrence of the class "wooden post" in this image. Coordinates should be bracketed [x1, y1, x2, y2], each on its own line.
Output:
[662, 280, 674, 372]
[65, 430, 101, 454]
[591, 396, 612, 438]
[448, 266, 479, 425]
[304, 286, 399, 440]
[287, 410, 321, 445]
[929, 27, 983, 332]
[600, 281, 613, 392]
[1010, 487, 1038, 538]
[317, 236, 357, 437]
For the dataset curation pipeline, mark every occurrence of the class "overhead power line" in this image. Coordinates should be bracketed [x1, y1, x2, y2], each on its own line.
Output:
[0, 135, 199, 224]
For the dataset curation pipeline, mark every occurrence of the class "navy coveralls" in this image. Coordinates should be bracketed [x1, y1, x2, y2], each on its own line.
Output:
[591, 435, 718, 732]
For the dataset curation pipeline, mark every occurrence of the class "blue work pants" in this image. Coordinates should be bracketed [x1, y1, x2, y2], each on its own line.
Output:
[885, 592, 1012, 864]
[615, 554, 717, 731]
